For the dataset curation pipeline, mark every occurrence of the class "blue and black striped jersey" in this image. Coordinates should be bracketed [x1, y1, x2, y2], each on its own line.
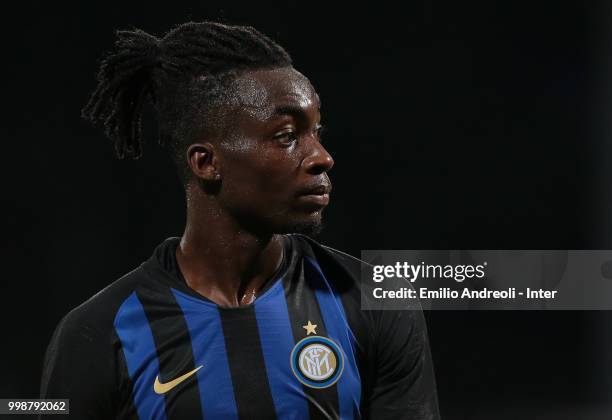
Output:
[41, 234, 439, 419]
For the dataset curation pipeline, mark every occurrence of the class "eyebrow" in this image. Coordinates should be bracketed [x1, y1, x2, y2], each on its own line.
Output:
[271, 103, 322, 121]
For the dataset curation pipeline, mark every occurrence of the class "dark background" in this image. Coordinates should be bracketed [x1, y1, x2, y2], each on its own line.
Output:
[4, 1, 612, 419]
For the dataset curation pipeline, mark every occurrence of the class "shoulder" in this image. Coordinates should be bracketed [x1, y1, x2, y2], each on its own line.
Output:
[290, 234, 396, 309]
[289, 233, 372, 283]
[41, 266, 149, 403]
[289, 234, 379, 340]
[289, 233, 426, 335]
[53, 265, 149, 342]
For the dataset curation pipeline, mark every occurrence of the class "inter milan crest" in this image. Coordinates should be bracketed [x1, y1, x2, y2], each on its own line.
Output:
[290, 335, 344, 389]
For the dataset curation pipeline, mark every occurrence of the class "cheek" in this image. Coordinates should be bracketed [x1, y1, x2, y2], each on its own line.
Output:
[222, 146, 300, 201]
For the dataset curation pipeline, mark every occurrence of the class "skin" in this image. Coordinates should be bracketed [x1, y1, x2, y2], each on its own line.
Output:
[176, 67, 334, 308]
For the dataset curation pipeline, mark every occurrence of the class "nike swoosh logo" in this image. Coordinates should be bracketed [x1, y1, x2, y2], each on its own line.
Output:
[153, 365, 203, 394]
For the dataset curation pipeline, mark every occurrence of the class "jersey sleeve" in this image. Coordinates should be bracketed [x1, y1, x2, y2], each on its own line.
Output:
[39, 308, 125, 419]
[365, 308, 440, 420]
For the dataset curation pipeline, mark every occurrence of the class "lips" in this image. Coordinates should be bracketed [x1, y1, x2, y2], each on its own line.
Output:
[301, 184, 331, 196]
[297, 182, 332, 207]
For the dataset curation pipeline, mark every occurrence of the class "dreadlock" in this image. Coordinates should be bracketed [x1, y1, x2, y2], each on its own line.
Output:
[81, 21, 292, 180]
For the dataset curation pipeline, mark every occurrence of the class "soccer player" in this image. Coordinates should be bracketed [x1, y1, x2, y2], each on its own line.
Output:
[40, 21, 440, 419]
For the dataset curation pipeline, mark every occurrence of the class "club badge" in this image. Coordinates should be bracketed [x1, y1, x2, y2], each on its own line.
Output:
[290, 335, 344, 389]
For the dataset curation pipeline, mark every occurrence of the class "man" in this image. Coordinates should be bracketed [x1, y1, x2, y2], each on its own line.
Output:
[41, 21, 440, 419]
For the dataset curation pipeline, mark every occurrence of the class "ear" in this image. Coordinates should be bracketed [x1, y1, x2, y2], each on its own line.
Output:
[186, 142, 221, 182]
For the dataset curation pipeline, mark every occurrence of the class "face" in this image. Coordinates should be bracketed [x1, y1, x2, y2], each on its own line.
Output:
[210, 67, 334, 235]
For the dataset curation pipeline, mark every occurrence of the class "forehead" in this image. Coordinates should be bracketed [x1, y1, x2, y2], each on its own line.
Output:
[230, 67, 320, 121]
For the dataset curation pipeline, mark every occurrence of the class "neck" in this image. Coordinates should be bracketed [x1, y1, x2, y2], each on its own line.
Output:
[176, 201, 284, 308]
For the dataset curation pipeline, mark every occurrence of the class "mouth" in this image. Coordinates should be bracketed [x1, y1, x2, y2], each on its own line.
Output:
[297, 183, 332, 208]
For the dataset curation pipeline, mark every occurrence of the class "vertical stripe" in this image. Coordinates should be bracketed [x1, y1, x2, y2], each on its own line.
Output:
[305, 257, 362, 420]
[283, 257, 341, 419]
[114, 292, 168, 420]
[218, 305, 277, 419]
[254, 278, 310, 419]
[172, 289, 239, 420]
[136, 288, 204, 420]
[113, 329, 140, 419]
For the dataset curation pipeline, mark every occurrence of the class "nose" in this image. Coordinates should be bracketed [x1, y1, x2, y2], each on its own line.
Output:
[303, 140, 335, 175]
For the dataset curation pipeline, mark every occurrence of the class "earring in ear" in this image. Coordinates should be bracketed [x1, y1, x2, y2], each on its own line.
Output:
[214, 172, 221, 180]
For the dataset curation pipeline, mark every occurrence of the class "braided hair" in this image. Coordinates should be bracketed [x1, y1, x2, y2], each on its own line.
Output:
[81, 21, 292, 180]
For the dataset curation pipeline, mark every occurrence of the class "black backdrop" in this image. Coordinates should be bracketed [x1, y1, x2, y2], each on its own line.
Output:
[4, 1, 612, 419]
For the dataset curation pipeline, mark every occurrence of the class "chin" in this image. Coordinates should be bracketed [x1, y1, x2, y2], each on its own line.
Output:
[278, 213, 324, 236]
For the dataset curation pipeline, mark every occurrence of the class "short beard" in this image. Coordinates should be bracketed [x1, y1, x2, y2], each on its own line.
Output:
[287, 220, 323, 237]
[236, 210, 325, 238]
[282, 218, 324, 237]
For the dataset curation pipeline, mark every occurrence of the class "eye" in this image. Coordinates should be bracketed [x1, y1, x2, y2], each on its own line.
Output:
[314, 123, 325, 142]
[273, 129, 298, 146]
